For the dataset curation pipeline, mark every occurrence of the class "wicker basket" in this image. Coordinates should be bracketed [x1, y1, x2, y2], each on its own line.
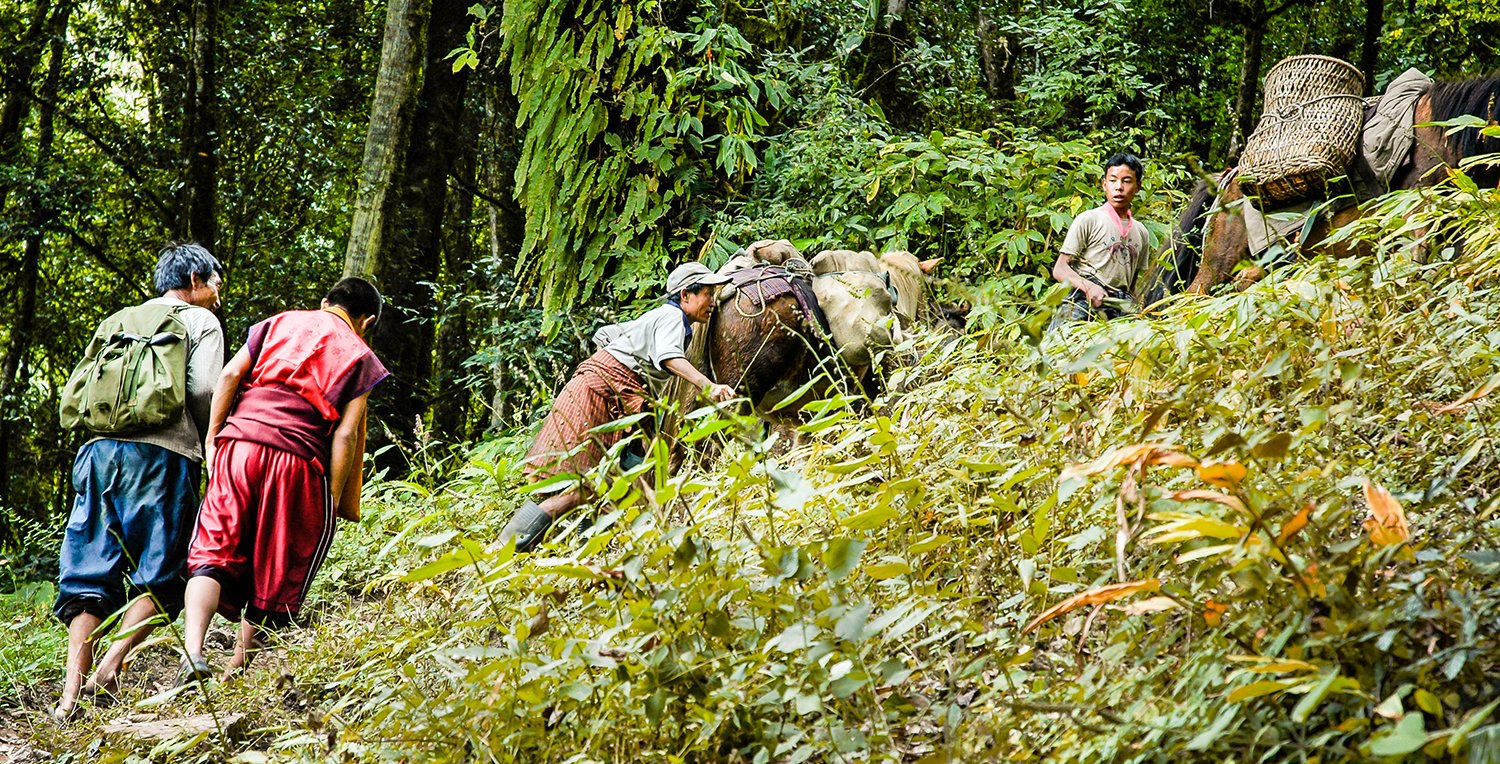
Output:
[1240, 55, 1366, 204]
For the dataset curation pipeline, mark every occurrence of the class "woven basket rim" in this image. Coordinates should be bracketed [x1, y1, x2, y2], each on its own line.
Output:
[1266, 54, 1364, 77]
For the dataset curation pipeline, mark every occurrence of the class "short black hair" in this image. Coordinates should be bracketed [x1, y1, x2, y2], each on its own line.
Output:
[1104, 153, 1144, 182]
[325, 277, 383, 321]
[153, 242, 222, 295]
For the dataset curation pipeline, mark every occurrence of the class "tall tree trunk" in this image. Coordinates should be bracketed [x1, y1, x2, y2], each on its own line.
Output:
[430, 105, 477, 441]
[0, 0, 71, 509]
[355, 0, 473, 460]
[976, 8, 1015, 102]
[855, 0, 918, 127]
[0, 0, 53, 218]
[344, 0, 430, 279]
[182, 0, 219, 249]
[1359, 0, 1383, 96]
[1230, 2, 1266, 164]
[482, 79, 525, 433]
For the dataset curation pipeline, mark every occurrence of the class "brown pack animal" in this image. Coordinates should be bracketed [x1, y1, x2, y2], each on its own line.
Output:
[1167, 74, 1500, 295]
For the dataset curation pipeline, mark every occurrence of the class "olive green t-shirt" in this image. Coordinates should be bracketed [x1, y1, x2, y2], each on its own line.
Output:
[1061, 205, 1154, 293]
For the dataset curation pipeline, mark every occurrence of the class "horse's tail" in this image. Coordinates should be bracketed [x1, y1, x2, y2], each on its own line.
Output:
[1143, 179, 1216, 305]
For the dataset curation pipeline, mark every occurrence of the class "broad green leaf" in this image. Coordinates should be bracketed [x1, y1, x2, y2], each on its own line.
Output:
[1367, 713, 1427, 757]
[822, 538, 867, 582]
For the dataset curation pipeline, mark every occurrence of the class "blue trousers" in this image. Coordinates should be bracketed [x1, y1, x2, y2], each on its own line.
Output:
[53, 439, 201, 624]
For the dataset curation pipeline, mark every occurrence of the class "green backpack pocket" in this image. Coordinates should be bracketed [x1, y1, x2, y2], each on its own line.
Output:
[59, 303, 190, 434]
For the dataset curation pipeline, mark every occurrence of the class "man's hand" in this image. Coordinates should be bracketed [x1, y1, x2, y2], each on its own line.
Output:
[704, 382, 736, 403]
[1079, 280, 1107, 307]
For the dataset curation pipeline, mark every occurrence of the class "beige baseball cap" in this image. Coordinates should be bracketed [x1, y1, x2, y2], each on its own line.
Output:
[664, 262, 731, 295]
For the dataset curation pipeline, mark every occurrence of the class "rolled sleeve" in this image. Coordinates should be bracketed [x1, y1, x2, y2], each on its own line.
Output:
[647, 310, 687, 370]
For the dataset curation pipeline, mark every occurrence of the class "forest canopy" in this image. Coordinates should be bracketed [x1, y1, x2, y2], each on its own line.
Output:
[2, 0, 1499, 758]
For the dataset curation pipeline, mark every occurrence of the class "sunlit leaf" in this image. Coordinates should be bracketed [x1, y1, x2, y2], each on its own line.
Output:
[1226, 678, 1298, 704]
[1196, 460, 1247, 488]
[1363, 479, 1410, 546]
[1277, 502, 1314, 543]
[1023, 578, 1160, 633]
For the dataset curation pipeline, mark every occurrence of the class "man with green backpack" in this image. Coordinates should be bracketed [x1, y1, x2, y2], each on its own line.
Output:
[51, 242, 225, 721]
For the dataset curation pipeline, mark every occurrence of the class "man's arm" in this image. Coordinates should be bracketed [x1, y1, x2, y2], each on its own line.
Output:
[1053, 254, 1106, 308]
[203, 346, 252, 467]
[328, 393, 370, 520]
[186, 317, 225, 438]
[662, 357, 735, 403]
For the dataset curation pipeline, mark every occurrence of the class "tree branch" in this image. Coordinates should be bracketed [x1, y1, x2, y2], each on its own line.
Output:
[448, 169, 507, 209]
[1266, 0, 1317, 21]
[56, 220, 152, 298]
[0, 68, 177, 224]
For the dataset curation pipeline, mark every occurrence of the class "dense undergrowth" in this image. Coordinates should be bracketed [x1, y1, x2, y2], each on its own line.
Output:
[15, 175, 1500, 761]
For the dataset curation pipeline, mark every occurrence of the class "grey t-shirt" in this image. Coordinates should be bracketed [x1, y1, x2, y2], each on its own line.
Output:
[592, 303, 688, 396]
[103, 297, 225, 463]
[1061, 205, 1155, 293]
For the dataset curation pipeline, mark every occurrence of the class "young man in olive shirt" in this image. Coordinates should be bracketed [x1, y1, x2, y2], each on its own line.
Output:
[1050, 153, 1156, 326]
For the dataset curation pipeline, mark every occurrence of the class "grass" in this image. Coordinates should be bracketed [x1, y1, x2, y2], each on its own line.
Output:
[9, 178, 1500, 762]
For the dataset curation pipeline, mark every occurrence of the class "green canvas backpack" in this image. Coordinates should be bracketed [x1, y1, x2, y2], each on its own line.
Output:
[59, 302, 190, 434]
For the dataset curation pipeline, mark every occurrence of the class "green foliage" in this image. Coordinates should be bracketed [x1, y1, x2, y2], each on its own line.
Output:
[467, 0, 787, 325]
[24, 177, 1500, 762]
[1382, 0, 1500, 80]
[714, 121, 1189, 281]
[1003, 0, 1166, 138]
[0, 581, 63, 707]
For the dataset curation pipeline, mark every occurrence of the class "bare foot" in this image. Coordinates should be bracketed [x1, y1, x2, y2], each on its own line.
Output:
[52, 697, 79, 722]
[82, 672, 118, 699]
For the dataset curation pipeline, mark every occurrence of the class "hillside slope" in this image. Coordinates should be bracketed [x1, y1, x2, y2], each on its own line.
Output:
[21, 182, 1500, 762]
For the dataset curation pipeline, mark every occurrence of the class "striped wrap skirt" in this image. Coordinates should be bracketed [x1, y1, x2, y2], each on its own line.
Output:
[523, 350, 649, 483]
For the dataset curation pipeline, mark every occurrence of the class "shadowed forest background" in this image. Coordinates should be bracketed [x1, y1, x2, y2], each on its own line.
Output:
[3, 0, 1495, 548]
[2, 0, 1500, 759]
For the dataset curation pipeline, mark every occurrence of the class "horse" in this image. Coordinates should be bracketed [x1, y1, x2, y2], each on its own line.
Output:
[668, 250, 947, 437]
[1175, 74, 1500, 294]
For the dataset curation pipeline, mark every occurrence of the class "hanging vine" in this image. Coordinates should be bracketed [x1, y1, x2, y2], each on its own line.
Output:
[458, 0, 786, 326]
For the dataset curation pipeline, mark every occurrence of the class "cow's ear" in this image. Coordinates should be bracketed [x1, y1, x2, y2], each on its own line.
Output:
[918, 257, 943, 274]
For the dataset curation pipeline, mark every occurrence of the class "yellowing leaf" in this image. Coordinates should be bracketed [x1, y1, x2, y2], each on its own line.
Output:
[1168, 489, 1250, 515]
[1226, 678, 1298, 703]
[1278, 502, 1313, 543]
[1414, 688, 1443, 718]
[1362, 479, 1410, 546]
[1061, 443, 1198, 481]
[1434, 371, 1500, 414]
[1196, 460, 1247, 488]
[1023, 578, 1160, 634]
[1116, 596, 1179, 616]
[1176, 543, 1239, 563]
[1244, 659, 1321, 674]
[1203, 599, 1228, 626]
[1146, 513, 1246, 544]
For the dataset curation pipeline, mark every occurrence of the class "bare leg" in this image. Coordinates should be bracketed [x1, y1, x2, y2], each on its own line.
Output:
[540, 490, 585, 519]
[55, 613, 102, 721]
[182, 576, 221, 662]
[84, 596, 160, 696]
[222, 619, 266, 680]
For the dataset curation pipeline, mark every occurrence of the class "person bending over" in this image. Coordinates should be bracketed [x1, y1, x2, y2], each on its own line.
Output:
[499, 262, 737, 551]
[180, 277, 387, 680]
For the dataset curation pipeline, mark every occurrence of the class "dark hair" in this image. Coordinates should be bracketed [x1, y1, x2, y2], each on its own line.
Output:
[1104, 153, 1144, 182]
[682, 283, 715, 296]
[325, 277, 383, 321]
[153, 242, 222, 295]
